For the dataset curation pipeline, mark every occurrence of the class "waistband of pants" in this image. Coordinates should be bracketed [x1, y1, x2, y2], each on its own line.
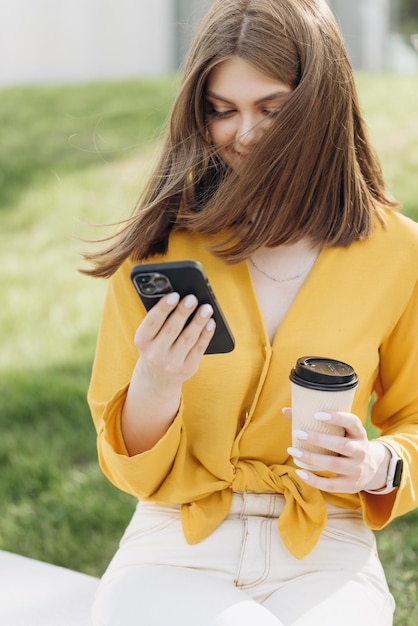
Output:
[137, 492, 362, 522]
[228, 491, 362, 521]
[229, 491, 285, 518]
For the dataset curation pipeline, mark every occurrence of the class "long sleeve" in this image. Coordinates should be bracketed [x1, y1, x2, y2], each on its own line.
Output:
[87, 259, 184, 498]
[359, 272, 418, 528]
[87, 211, 418, 557]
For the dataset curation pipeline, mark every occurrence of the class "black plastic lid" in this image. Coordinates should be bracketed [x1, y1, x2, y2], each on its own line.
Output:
[289, 356, 359, 391]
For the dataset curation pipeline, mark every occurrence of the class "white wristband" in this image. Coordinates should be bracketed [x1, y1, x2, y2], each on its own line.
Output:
[365, 442, 403, 495]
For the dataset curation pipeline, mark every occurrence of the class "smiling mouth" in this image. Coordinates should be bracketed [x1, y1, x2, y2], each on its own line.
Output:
[230, 148, 251, 159]
[220, 146, 252, 167]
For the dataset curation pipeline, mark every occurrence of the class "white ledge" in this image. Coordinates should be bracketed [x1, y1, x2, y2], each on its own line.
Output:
[0, 551, 99, 625]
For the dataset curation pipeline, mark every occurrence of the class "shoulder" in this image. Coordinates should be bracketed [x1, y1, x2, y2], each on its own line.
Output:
[127, 231, 231, 272]
[357, 209, 418, 268]
[320, 210, 418, 295]
[378, 209, 418, 249]
[358, 209, 418, 291]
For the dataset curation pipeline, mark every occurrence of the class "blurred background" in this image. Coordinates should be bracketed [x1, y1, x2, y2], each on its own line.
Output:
[1, 0, 418, 87]
[0, 2, 417, 624]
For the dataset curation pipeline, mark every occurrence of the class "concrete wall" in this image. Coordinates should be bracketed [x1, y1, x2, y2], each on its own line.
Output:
[0, 0, 395, 87]
[174, 0, 214, 66]
[328, 0, 391, 70]
[0, 0, 175, 86]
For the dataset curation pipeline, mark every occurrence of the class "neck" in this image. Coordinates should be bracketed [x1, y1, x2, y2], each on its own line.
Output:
[250, 240, 320, 278]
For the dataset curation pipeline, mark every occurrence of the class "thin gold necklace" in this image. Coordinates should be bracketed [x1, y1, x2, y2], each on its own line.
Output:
[248, 254, 318, 283]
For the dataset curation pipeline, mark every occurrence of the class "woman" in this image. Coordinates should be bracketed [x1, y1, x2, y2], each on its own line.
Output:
[85, 1, 418, 624]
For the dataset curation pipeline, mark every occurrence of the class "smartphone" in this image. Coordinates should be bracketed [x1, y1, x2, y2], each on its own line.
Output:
[130, 260, 235, 354]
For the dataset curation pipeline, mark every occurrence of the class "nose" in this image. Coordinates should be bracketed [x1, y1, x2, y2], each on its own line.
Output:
[235, 115, 264, 149]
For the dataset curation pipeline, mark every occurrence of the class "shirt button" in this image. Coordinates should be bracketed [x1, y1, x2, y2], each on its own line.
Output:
[231, 463, 236, 474]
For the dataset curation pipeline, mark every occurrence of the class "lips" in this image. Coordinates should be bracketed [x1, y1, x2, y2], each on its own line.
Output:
[231, 148, 251, 160]
[219, 146, 251, 169]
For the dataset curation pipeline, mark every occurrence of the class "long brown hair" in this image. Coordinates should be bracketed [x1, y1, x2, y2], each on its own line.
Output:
[83, 0, 397, 278]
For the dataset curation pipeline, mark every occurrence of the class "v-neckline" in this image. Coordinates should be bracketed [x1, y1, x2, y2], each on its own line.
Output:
[244, 246, 326, 348]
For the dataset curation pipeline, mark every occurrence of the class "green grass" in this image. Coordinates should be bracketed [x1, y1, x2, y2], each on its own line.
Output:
[0, 76, 179, 575]
[0, 73, 417, 623]
[355, 72, 418, 222]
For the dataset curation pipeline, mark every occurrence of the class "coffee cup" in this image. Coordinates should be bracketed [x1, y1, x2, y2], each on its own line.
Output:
[290, 356, 359, 470]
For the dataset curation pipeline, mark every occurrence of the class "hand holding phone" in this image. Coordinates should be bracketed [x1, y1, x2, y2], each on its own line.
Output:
[130, 260, 235, 354]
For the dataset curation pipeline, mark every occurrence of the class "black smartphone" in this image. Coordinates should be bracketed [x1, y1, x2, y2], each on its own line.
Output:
[130, 260, 235, 354]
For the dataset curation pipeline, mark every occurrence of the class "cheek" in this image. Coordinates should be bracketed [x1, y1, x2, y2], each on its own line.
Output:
[207, 121, 233, 147]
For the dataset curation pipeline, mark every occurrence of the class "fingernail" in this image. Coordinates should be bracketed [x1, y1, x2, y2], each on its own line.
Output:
[199, 304, 212, 318]
[295, 469, 310, 481]
[184, 295, 197, 309]
[315, 412, 331, 421]
[287, 446, 303, 458]
[282, 407, 291, 414]
[166, 292, 180, 305]
[206, 319, 215, 331]
[293, 429, 308, 440]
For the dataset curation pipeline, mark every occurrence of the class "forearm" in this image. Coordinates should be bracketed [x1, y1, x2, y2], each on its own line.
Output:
[119, 291, 215, 456]
[121, 359, 182, 456]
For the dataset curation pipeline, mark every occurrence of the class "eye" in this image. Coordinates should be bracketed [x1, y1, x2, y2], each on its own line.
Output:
[206, 108, 235, 119]
[262, 108, 281, 117]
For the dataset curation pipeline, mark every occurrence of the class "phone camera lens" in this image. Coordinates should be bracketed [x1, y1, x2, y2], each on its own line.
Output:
[136, 272, 172, 296]
[141, 284, 157, 295]
[154, 276, 169, 290]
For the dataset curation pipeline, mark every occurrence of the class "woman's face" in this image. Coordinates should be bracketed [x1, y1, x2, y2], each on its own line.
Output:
[205, 56, 292, 170]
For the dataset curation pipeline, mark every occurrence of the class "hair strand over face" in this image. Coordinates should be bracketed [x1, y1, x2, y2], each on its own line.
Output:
[82, 0, 397, 278]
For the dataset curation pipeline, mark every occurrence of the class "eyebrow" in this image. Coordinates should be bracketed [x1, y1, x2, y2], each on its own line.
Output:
[206, 90, 290, 105]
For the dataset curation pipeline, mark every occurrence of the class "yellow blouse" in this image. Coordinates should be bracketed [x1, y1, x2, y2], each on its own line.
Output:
[88, 209, 418, 559]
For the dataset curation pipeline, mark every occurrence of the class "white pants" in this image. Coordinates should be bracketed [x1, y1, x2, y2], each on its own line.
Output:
[92, 492, 395, 625]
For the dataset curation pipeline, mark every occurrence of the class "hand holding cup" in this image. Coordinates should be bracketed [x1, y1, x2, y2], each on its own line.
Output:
[289, 356, 359, 470]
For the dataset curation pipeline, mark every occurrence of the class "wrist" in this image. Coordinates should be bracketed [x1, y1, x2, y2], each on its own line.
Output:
[134, 359, 182, 404]
[365, 441, 403, 495]
[364, 441, 391, 491]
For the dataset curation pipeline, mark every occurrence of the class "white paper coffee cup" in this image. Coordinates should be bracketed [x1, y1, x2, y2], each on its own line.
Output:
[290, 357, 359, 470]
